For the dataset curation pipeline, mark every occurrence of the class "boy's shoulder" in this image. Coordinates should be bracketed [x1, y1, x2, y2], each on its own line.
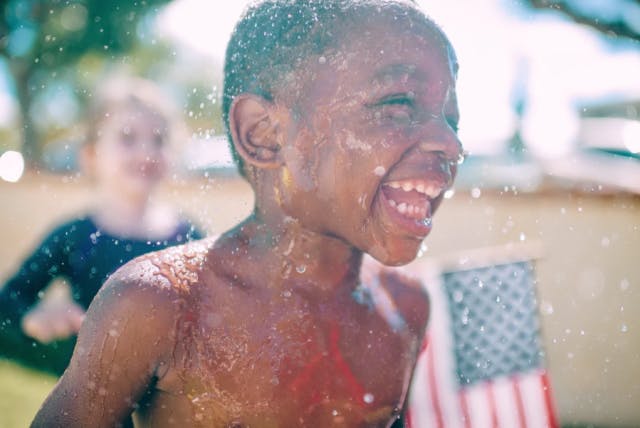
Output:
[84, 237, 220, 350]
[108, 236, 217, 296]
[381, 266, 430, 336]
[361, 257, 430, 337]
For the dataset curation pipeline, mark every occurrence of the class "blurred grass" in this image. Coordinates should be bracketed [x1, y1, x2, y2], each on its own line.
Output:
[0, 358, 57, 428]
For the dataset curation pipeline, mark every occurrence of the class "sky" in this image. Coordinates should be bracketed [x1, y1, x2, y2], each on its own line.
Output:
[156, 0, 640, 158]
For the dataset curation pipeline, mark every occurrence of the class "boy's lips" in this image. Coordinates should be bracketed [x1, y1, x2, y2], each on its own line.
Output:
[377, 176, 448, 238]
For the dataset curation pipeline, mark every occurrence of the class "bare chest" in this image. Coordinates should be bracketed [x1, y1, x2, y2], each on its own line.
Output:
[150, 294, 419, 427]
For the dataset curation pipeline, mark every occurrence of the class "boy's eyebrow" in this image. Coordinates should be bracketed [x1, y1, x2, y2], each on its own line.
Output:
[373, 63, 424, 81]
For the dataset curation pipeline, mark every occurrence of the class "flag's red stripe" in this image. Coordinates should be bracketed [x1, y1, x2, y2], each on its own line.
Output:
[487, 381, 499, 428]
[427, 339, 444, 428]
[540, 372, 559, 428]
[458, 390, 471, 428]
[420, 333, 430, 353]
[512, 375, 528, 428]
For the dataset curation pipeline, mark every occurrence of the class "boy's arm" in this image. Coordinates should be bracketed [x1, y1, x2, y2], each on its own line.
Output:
[32, 264, 178, 427]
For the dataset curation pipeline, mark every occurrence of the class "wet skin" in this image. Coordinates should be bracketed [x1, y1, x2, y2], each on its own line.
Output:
[32, 15, 461, 428]
[269, 16, 461, 267]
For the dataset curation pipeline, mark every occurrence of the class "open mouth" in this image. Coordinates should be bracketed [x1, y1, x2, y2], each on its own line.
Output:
[378, 178, 446, 237]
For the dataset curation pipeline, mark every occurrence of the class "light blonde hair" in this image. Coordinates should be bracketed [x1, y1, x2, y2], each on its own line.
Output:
[85, 76, 184, 151]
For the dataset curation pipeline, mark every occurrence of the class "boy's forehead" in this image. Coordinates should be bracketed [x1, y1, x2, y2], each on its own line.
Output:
[267, 4, 456, 107]
[331, 17, 454, 76]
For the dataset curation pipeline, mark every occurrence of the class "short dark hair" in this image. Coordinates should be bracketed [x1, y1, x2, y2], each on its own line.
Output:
[222, 0, 429, 175]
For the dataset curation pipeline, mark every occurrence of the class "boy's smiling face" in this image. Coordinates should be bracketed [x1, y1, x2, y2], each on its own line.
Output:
[274, 15, 462, 265]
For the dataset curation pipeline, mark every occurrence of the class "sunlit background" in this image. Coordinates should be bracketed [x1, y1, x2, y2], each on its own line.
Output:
[0, 1, 639, 427]
[1, 0, 639, 183]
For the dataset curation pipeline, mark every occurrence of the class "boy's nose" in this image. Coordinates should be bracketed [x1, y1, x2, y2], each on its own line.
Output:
[415, 117, 463, 164]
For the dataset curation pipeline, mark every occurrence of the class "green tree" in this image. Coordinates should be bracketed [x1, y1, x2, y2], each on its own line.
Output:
[521, 0, 640, 43]
[0, 0, 173, 165]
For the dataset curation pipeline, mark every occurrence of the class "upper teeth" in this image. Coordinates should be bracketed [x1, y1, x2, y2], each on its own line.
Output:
[386, 180, 443, 198]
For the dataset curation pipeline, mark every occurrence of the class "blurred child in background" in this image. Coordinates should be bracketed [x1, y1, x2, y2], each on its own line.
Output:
[0, 76, 204, 375]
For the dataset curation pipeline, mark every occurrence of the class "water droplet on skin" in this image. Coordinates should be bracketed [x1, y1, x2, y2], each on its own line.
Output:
[416, 241, 428, 258]
[471, 187, 481, 198]
[363, 393, 374, 404]
[373, 166, 385, 176]
[444, 189, 455, 199]
[296, 264, 306, 274]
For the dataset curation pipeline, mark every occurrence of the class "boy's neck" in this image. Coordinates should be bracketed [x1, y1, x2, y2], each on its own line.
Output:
[224, 214, 363, 300]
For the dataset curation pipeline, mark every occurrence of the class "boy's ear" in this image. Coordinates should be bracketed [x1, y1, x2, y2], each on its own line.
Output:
[229, 94, 284, 169]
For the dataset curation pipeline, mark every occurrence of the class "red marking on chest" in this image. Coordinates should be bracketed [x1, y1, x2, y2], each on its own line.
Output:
[287, 320, 368, 407]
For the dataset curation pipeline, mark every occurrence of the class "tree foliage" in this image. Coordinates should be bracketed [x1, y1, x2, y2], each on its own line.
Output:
[521, 0, 640, 43]
[0, 0, 173, 163]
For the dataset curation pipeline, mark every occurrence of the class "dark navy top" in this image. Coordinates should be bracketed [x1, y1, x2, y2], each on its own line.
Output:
[0, 216, 204, 322]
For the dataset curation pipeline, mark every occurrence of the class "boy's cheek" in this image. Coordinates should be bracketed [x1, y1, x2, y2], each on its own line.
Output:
[280, 147, 316, 193]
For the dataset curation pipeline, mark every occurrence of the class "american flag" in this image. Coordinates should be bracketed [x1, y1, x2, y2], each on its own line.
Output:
[407, 259, 558, 428]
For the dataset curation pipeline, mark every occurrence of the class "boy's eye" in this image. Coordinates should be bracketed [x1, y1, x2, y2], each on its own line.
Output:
[446, 116, 459, 133]
[380, 93, 415, 107]
[371, 93, 415, 125]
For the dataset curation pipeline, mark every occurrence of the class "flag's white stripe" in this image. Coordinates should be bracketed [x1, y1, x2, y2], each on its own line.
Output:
[463, 382, 493, 428]
[519, 371, 550, 428]
[408, 272, 464, 428]
[426, 274, 466, 428]
[492, 376, 521, 428]
[408, 344, 438, 428]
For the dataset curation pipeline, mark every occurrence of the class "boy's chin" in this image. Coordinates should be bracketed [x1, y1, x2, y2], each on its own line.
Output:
[365, 242, 421, 267]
